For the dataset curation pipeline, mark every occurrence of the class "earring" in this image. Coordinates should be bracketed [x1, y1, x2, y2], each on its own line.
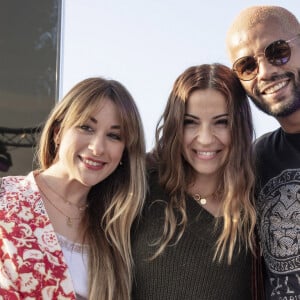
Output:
[55, 143, 59, 152]
[119, 161, 123, 166]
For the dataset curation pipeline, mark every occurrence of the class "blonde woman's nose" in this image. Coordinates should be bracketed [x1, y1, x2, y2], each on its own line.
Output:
[88, 136, 105, 156]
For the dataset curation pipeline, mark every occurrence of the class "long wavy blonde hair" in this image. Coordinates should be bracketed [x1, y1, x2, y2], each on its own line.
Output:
[152, 63, 256, 264]
[37, 77, 146, 299]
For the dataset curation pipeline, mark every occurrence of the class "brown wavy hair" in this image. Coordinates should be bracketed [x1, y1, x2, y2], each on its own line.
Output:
[152, 63, 256, 264]
[37, 77, 146, 299]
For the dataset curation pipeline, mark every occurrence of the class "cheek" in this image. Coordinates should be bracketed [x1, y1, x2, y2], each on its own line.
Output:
[112, 144, 125, 161]
[57, 132, 82, 160]
[224, 132, 231, 146]
[241, 81, 253, 95]
[215, 130, 231, 146]
[56, 142, 75, 163]
[290, 51, 300, 66]
[183, 128, 196, 145]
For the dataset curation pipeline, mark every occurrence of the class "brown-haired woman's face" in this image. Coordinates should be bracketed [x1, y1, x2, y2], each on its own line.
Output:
[182, 89, 231, 180]
[54, 98, 125, 186]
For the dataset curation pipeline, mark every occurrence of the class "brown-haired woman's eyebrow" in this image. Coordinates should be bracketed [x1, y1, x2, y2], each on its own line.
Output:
[184, 113, 228, 120]
[184, 113, 199, 120]
[213, 113, 229, 119]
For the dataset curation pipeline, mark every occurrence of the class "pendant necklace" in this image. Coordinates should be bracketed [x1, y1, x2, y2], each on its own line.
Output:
[38, 183, 82, 227]
[193, 192, 215, 206]
[40, 175, 88, 211]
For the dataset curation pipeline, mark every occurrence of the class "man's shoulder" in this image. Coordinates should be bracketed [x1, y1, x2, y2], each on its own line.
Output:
[254, 128, 281, 150]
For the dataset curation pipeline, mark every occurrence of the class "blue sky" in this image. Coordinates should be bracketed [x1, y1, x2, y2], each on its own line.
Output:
[61, 0, 299, 150]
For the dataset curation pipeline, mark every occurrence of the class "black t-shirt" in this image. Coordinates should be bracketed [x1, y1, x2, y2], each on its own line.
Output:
[255, 128, 300, 299]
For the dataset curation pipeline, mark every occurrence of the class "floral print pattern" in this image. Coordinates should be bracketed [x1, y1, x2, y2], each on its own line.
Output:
[0, 173, 76, 299]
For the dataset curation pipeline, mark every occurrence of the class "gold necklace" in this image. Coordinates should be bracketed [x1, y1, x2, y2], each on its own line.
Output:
[193, 193, 214, 205]
[38, 185, 82, 227]
[40, 174, 88, 211]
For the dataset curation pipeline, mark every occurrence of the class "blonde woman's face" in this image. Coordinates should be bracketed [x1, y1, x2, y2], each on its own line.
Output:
[182, 89, 231, 180]
[53, 98, 125, 187]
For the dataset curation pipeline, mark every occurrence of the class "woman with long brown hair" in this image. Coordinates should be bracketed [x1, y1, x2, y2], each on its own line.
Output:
[132, 63, 257, 299]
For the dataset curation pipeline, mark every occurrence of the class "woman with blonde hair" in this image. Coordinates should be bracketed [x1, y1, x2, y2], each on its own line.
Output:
[0, 77, 146, 299]
[132, 63, 258, 299]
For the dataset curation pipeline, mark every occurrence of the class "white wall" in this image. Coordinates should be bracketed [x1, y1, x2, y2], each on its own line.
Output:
[61, 0, 298, 150]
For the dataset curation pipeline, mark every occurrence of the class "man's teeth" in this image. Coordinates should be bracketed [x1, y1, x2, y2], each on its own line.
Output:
[264, 81, 287, 94]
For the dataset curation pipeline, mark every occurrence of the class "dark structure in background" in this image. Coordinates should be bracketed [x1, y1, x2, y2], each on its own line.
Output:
[0, 0, 61, 175]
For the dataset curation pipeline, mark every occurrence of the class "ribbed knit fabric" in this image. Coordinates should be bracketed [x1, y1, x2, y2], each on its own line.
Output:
[132, 171, 252, 300]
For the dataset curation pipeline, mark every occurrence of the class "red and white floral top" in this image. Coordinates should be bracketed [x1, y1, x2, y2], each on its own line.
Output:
[0, 172, 76, 299]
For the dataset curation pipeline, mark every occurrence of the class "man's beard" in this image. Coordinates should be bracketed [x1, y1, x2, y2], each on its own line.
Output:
[248, 70, 300, 118]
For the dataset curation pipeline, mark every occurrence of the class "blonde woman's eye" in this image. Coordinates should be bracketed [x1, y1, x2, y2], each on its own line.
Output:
[78, 125, 93, 132]
[108, 132, 122, 140]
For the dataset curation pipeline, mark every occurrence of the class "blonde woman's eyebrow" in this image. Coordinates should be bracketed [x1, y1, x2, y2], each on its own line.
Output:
[89, 117, 121, 129]
[90, 117, 98, 124]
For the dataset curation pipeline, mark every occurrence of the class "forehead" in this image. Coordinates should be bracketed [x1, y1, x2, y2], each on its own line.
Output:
[228, 20, 292, 61]
[92, 98, 120, 120]
[72, 97, 120, 125]
[226, 7, 300, 62]
[186, 89, 227, 113]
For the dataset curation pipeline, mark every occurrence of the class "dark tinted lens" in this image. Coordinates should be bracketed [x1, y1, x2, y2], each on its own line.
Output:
[234, 56, 258, 80]
[265, 40, 291, 65]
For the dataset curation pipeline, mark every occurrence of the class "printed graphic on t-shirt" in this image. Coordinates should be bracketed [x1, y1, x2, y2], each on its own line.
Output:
[257, 169, 300, 299]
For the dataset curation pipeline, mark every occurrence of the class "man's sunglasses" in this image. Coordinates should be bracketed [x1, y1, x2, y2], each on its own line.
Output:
[233, 34, 300, 81]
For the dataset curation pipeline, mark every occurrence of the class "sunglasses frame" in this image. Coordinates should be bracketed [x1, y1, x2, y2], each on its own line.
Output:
[233, 33, 300, 81]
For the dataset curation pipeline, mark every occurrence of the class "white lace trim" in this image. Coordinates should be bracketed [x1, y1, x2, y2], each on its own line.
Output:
[56, 233, 89, 254]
